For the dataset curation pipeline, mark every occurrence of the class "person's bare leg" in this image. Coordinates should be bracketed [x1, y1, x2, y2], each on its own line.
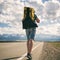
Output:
[27, 39, 33, 54]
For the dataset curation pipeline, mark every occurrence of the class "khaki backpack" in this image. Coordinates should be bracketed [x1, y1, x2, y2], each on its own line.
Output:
[23, 7, 35, 21]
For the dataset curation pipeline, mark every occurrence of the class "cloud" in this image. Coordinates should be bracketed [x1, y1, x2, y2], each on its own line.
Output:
[0, 2, 4, 13]
[57, 26, 60, 34]
[0, 0, 25, 34]
[36, 23, 60, 36]
[0, 25, 25, 34]
[57, 0, 60, 2]
[28, 0, 60, 20]
[44, 1, 60, 19]
[0, 0, 60, 37]
[0, 0, 4, 3]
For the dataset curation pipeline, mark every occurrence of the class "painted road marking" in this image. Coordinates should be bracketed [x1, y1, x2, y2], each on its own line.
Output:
[17, 42, 44, 60]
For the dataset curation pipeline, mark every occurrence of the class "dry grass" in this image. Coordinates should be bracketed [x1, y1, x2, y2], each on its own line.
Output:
[47, 42, 60, 48]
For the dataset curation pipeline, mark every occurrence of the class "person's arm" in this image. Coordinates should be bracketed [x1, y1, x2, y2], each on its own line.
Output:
[36, 18, 40, 23]
[34, 14, 40, 23]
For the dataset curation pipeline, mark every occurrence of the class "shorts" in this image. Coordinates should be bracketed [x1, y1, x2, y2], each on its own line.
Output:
[25, 28, 36, 40]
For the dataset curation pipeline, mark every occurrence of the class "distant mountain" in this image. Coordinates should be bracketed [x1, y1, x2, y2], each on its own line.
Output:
[0, 34, 27, 41]
[35, 34, 60, 41]
[0, 34, 60, 41]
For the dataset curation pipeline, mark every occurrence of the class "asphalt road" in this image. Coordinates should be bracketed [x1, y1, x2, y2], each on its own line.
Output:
[0, 41, 44, 60]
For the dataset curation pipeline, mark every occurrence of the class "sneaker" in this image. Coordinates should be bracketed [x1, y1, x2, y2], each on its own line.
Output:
[27, 53, 32, 59]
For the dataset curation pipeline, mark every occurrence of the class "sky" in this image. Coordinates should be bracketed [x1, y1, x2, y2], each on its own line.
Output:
[0, 0, 60, 37]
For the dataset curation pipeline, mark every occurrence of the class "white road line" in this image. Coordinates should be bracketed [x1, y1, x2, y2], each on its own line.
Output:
[17, 42, 44, 60]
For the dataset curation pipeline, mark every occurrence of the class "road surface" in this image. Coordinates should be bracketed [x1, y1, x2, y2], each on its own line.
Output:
[0, 41, 44, 60]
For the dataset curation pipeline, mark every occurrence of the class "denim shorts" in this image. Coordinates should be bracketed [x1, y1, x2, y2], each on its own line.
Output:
[25, 28, 36, 40]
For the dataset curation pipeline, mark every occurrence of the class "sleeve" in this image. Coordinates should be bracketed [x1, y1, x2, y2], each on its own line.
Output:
[34, 14, 38, 20]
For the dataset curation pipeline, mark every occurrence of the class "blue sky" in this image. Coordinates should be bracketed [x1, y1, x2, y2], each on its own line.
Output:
[0, 0, 60, 37]
[42, 0, 49, 3]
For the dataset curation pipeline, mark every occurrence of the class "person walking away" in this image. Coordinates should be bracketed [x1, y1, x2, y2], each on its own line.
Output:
[22, 7, 40, 59]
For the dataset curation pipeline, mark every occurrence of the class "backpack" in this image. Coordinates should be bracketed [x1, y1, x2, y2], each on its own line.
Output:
[24, 7, 35, 21]
[22, 7, 38, 29]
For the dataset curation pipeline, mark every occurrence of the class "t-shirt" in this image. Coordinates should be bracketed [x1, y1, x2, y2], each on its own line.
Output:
[22, 14, 38, 29]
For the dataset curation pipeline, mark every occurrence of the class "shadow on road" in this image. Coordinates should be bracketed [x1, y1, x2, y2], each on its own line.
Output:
[27, 58, 32, 60]
[2, 56, 21, 60]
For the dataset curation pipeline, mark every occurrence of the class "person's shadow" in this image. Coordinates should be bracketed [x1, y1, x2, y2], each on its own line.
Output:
[26, 58, 32, 60]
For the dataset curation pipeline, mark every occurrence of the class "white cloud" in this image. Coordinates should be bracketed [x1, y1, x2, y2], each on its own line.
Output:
[0, 0, 60, 37]
[36, 23, 60, 36]
[0, 27, 25, 35]
[0, 0, 3, 3]
[57, 0, 60, 2]
[44, 1, 60, 19]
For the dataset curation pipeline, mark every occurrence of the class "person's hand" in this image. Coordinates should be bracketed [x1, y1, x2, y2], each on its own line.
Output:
[36, 18, 40, 23]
